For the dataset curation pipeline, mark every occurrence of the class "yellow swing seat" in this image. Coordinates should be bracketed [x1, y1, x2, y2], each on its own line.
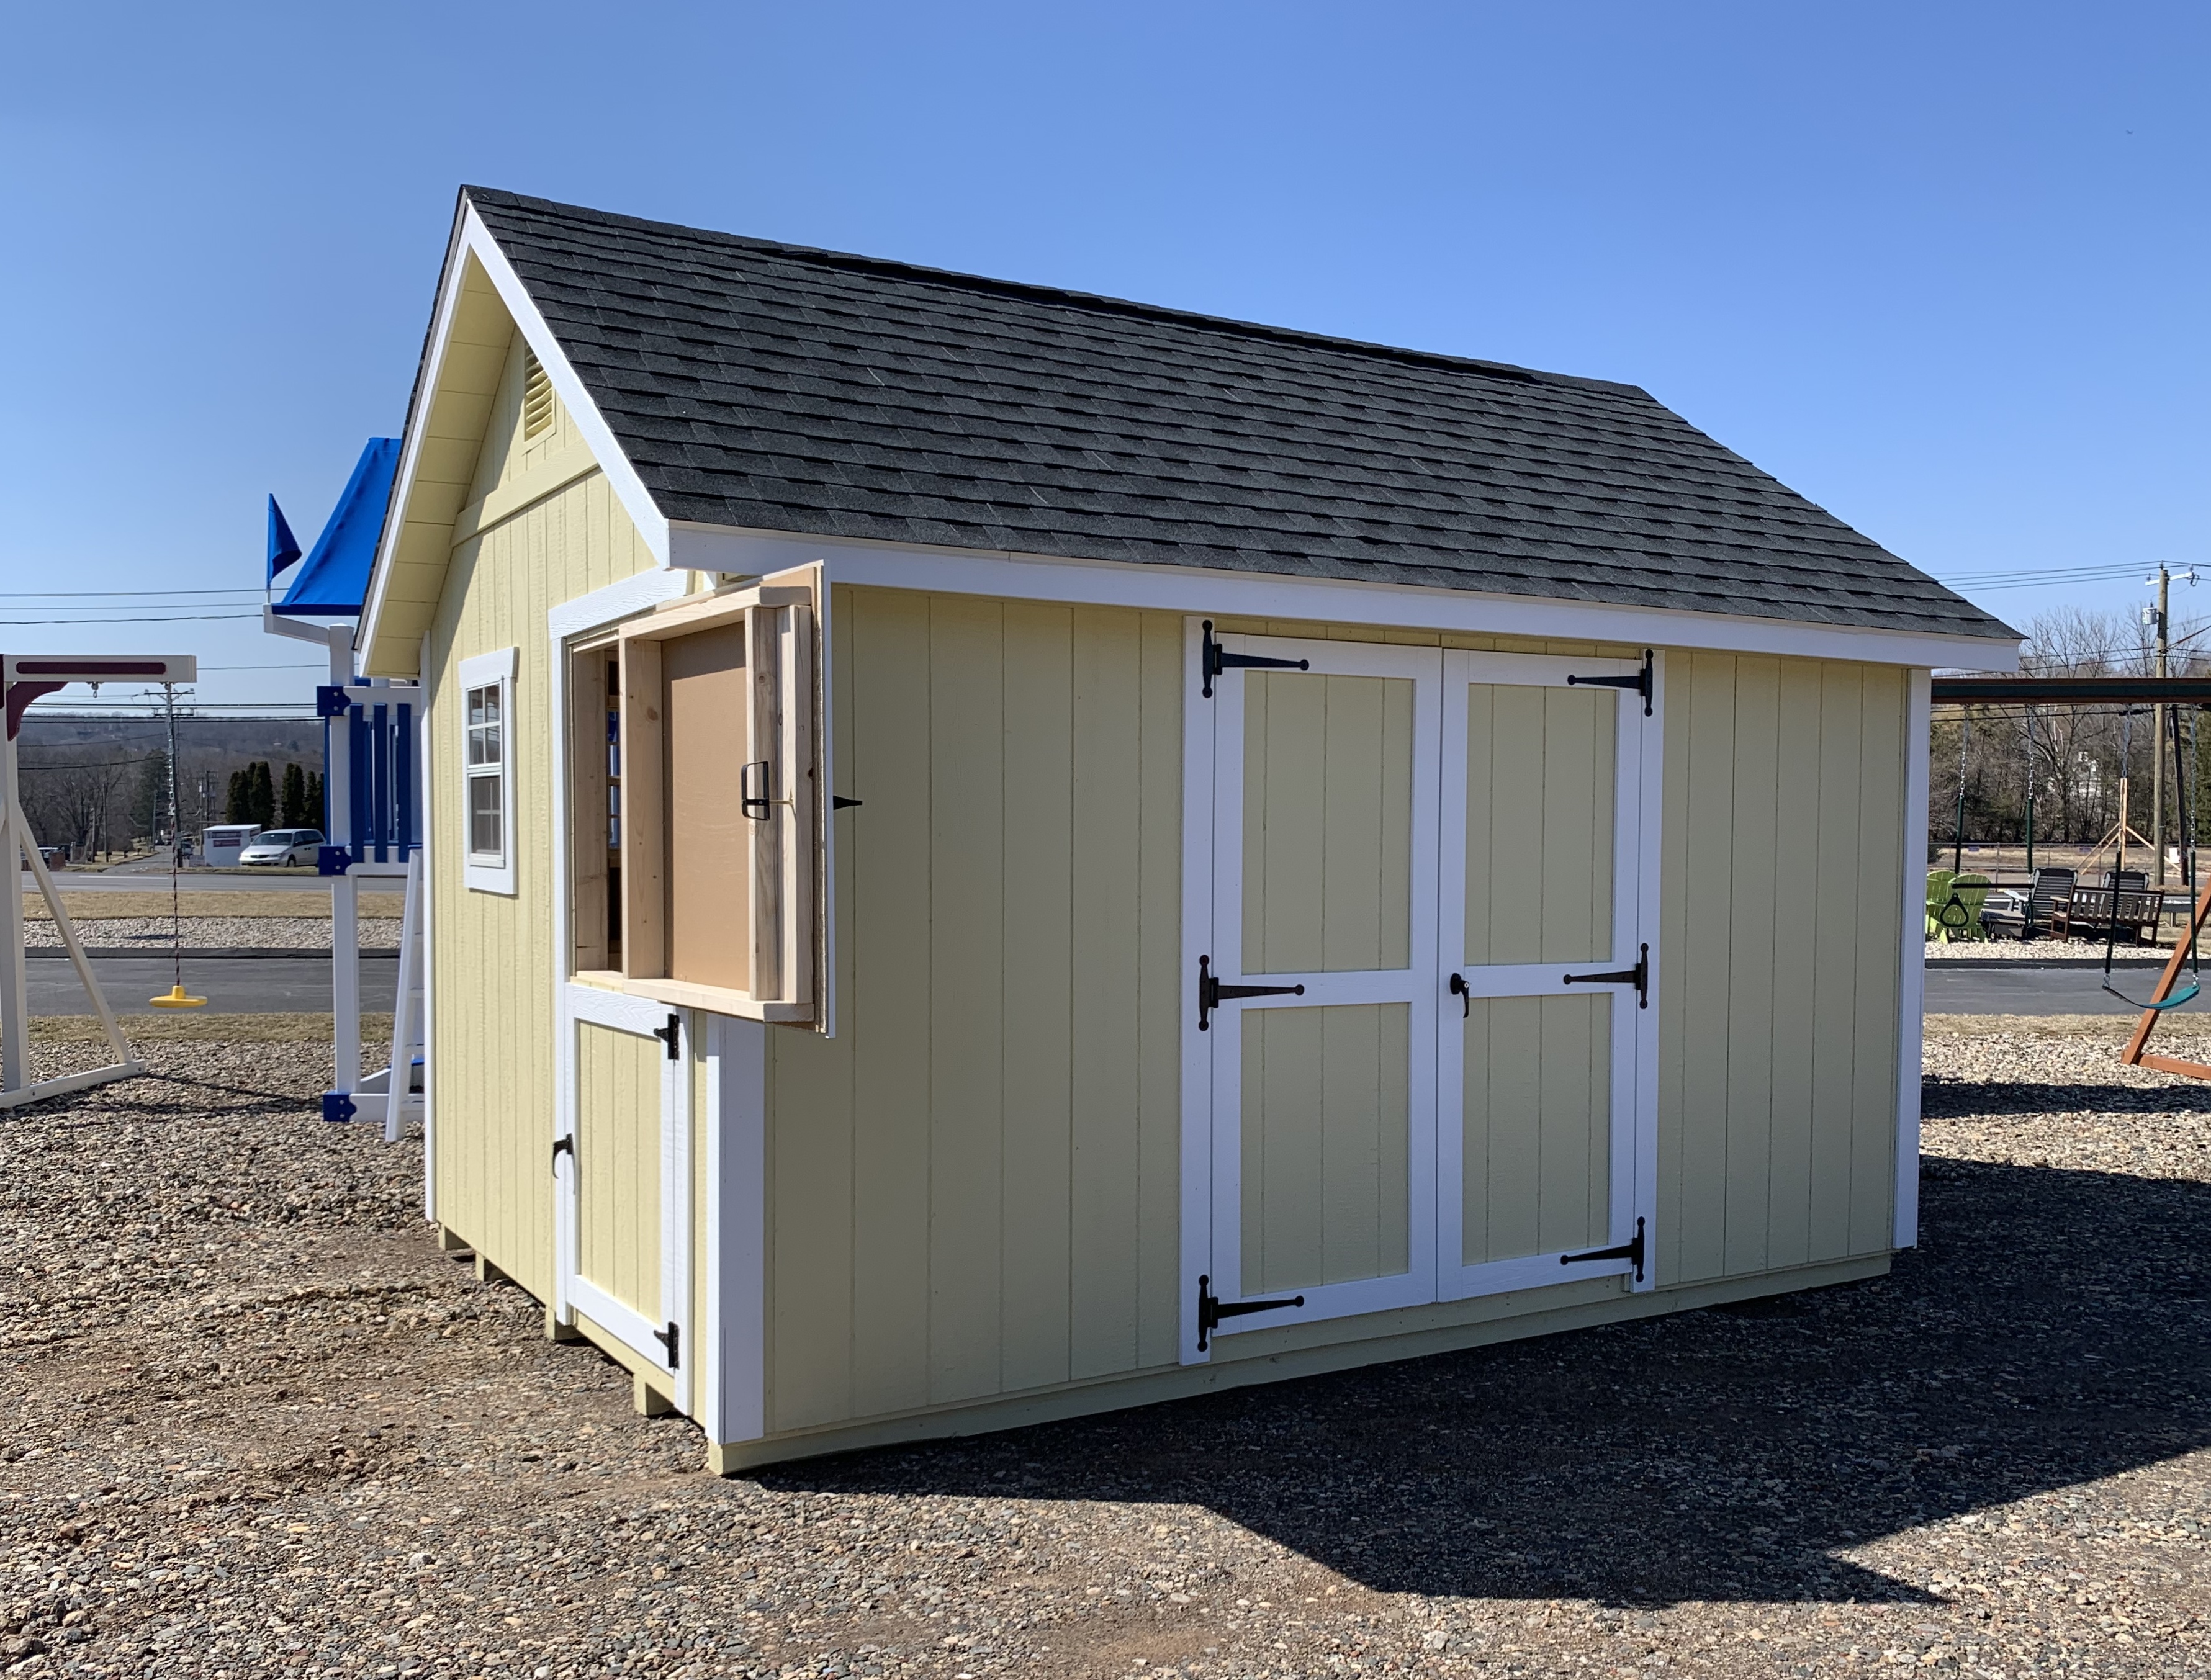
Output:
[149, 983, 205, 1008]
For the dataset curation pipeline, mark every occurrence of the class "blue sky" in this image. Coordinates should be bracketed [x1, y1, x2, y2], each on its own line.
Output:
[2, 2, 2204, 709]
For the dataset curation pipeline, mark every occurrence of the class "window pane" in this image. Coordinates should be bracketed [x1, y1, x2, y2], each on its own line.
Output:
[469, 773, 503, 858]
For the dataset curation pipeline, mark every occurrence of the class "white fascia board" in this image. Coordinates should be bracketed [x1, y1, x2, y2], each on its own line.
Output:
[359, 204, 475, 671]
[669, 521, 2021, 672]
[457, 206, 670, 565]
[360, 202, 673, 672]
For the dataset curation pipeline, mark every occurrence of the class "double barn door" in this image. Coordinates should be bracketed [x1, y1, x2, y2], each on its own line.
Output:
[1185, 629, 1660, 1360]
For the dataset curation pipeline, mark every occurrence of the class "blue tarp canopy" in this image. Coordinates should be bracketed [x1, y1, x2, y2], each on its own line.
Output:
[272, 438, 401, 617]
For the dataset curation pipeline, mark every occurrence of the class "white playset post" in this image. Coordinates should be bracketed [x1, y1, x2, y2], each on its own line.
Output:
[1, 655, 196, 1109]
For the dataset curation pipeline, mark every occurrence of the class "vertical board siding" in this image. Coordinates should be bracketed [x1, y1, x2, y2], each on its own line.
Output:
[426, 326, 655, 1298]
[1655, 652, 1907, 1286]
[1240, 1004, 1412, 1293]
[1464, 685, 1616, 966]
[575, 1020, 662, 1319]
[1461, 994, 1609, 1264]
[1242, 672, 1414, 974]
[765, 590, 1184, 1434]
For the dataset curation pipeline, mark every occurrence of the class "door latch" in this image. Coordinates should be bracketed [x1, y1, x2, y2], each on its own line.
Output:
[1197, 955, 1305, 1031]
[652, 1013, 682, 1059]
[551, 1134, 575, 1176]
[1565, 649, 1654, 716]
[739, 760, 777, 819]
[1448, 972, 1470, 1018]
[1562, 944, 1649, 1008]
[1196, 1273, 1305, 1352]
[1561, 1216, 1646, 1283]
[1199, 620, 1310, 699]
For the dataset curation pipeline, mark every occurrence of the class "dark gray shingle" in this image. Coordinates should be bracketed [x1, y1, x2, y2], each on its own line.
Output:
[464, 187, 2012, 642]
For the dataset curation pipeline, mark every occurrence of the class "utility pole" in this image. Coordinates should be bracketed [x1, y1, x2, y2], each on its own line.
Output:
[2146, 565, 2201, 886]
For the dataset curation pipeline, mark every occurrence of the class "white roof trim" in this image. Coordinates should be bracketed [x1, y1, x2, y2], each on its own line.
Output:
[667, 521, 2021, 672]
[358, 200, 672, 667]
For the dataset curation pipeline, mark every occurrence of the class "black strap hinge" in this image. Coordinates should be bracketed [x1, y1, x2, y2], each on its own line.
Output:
[1196, 1273, 1305, 1352]
[1563, 943, 1649, 1008]
[1565, 649, 1654, 716]
[1197, 954, 1305, 1030]
[654, 1320, 680, 1370]
[832, 795, 863, 810]
[653, 1013, 682, 1060]
[1200, 620, 1310, 698]
[551, 1134, 575, 1176]
[1562, 1216, 1646, 1283]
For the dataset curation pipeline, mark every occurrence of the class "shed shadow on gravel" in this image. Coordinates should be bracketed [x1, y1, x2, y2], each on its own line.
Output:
[759, 1154, 2211, 1609]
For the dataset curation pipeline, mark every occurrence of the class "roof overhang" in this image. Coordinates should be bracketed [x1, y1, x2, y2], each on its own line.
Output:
[669, 520, 2022, 672]
[356, 197, 672, 677]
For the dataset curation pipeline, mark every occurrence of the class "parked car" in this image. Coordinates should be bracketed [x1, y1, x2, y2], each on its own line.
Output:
[238, 829, 325, 867]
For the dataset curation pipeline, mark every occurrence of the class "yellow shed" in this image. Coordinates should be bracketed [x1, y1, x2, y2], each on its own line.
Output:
[356, 188, 2020, 1471]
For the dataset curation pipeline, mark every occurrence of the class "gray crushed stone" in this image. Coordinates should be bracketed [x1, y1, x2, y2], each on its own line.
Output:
[1, 1026, 2208, 1676]
[21, 918, 403, 951]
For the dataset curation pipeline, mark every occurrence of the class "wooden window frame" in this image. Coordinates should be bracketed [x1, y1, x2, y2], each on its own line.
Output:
[614, 579, 819, 1025]
[565, 634, 621, 975]
[458, 646, 516, 896]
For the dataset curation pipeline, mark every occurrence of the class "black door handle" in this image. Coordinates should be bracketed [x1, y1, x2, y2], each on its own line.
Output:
[1448, 973, 1469, 1017]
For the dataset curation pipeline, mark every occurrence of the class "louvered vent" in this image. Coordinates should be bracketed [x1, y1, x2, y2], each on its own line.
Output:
[522, 349, 555, 439]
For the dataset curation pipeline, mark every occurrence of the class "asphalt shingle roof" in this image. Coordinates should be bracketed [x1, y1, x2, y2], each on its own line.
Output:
[464, 187, 2013, 642]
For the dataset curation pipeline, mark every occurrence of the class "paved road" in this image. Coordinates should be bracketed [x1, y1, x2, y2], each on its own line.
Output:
[1924, 963, 2205, 1016]
[29, 956, 397, 1015]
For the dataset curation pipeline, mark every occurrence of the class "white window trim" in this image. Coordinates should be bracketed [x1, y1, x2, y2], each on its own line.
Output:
[459, 646, 517, 896]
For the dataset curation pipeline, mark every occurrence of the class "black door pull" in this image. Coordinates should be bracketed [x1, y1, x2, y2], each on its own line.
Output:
[1197, 955, 1304, 1030]
[1448, 972, 1470, 1017]
[551, 1134, 574, 1176]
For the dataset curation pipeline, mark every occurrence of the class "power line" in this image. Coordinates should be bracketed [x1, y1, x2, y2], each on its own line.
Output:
[0, 612, 264, 624]
[0, 588, 266, 599]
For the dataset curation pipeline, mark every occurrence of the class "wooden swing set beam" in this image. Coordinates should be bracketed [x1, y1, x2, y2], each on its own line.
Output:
[2122, 869, 2211, 1079]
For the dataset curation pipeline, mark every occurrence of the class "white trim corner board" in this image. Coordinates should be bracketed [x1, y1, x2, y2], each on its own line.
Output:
[1894, 667, 1933, 1249]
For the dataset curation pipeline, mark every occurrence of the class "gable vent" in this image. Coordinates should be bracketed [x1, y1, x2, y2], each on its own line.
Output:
[522, 349, 555, 439]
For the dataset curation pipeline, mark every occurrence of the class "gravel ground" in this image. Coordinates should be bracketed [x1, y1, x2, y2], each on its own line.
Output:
[4, 1017, 2211, 1678]
[22, 918, 405, 951]
[1925, 941, 2174, 961]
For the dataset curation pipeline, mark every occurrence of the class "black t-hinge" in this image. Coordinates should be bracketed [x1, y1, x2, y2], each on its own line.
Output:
[653, 1013, 682, 1060]
[654, 1320, 680, 1370]
[1196, 1273, 1305, 1352]
[1200, 620, 1310, 698]
[1562, 943, 1649, 1008]
[1197, 955, 1305, 1030]
[1561, 1216, 1646, 1284]
[1565, 649, 1655, 716]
